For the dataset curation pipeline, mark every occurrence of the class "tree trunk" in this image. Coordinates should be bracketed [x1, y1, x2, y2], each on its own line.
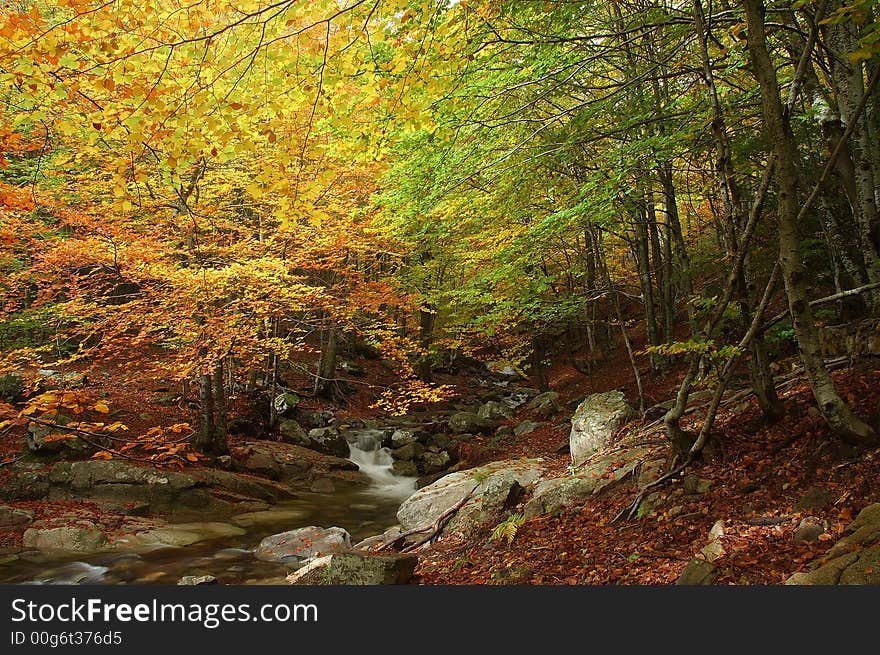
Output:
[315, 323, 339, 399]
[211, 362, 228, 455]
[744, 0, 875, 444]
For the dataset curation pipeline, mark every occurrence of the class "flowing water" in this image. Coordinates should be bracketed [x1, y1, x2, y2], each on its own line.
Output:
[0, 430, 418, 585]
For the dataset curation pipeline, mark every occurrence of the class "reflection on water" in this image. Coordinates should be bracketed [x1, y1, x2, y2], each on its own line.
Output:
[2, 430, 419, 585]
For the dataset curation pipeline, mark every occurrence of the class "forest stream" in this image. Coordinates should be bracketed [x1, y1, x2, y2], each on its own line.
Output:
[0, 433, 417, 585]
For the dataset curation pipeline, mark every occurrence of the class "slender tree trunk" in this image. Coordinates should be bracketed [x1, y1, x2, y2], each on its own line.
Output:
[211, 362, 228, 455]
[744, 0, 875, 444]
[315, 323, 338, 399]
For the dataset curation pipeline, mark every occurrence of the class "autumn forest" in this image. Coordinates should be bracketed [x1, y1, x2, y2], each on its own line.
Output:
[0, 0, 879, 586]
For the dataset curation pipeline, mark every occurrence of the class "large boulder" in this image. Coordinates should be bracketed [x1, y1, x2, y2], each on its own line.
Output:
[397, 458, 545, 537]
[286, 552, 418, 585]
[23, 523, 108, 554]
[0, 505, 34, 527]
[477, 400, 513, 422]
[525, 391, 561, 418]
[278, 419, 309, 444]
[0, 373, 24, 402]
[786, 503, 880, 585]
[569, 391, 636, 466]
[524, 446, 654, 518]
[26, 416, 93, 455]
[231, 441, 368, 491]
[254, 526, 352, 563]
[305, 428, 350, 458]
[448, 412, 490, 434]
[273, 392, 300, 417]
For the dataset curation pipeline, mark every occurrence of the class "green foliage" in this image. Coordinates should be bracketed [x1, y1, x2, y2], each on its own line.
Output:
[489, 513, 526, 546]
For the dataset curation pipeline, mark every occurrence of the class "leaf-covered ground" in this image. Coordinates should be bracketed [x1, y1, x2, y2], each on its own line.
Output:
[413, 361, 880, 585]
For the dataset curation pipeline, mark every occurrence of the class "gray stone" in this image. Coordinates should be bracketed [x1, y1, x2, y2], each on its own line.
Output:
[676, 559, 718, 585]
[392, 460, 419, 477]
[390, 429, 421, 448]
[287, 552, 418, 585]
[231, 510, 307, 529]
[273, 392, 300, 417]
[448, 412, 488, 434]
[310, 478, 335, 493]
[397, 458, 544, 536]
[569, 391, 636, 466]
[494, 425, 514, 440]
[524, 447, 651, 518]
[525, 391, 561, 418]
[793, 517, 826, 544]
[514, 420, 540, 436]
[427, 433, 452, 450]
[0, 505, 34, 527]
[786, 503, 880, 584]
[177, 575, 217, 585]
[125, 522, 245, 548]
[305, 427, 350, 458]
[254, 526, 352, 563]
[418, 450, 451, 475]
[683, 475, 712, 495]
[392, 442, 424, 461]
[353, 526, 402, 551]
[0, 471, 49, 500]
[0, 373, 24, 402]
[477, 400, 513, 422]
[278, 419, 308, 444]
[26, 415, 92, 454]
[23, 523, 108, 554]
[37, 369, 87, 388]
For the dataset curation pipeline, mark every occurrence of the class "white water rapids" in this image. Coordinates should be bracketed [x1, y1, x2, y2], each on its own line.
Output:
[346, 430, 417, 501]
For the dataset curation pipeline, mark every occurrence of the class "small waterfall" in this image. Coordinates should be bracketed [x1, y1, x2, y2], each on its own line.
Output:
[25, 562, 109, 585]
[347, 430, 417, 501]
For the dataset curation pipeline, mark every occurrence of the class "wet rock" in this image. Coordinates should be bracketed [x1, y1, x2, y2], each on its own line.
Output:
[525, 391, 561, 418]
[0, 505, 34, 527]
[124, 522, 246, 549]
[231, 509, 307, 529]
[287, 552, 418, 585]
[23, 523, 108, 554]
[305, 427, 350, 458]
[676, 559, 718, 585]
[178, 575, 218, 585]
[392, 460, 419, 477]
[310, 478, 335, 493]
[254, 526, 352, 563]
[569, 391, 636, 466]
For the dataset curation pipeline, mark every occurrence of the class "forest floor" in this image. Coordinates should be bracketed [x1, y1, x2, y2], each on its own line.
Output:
[2, 340, 879, 585]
